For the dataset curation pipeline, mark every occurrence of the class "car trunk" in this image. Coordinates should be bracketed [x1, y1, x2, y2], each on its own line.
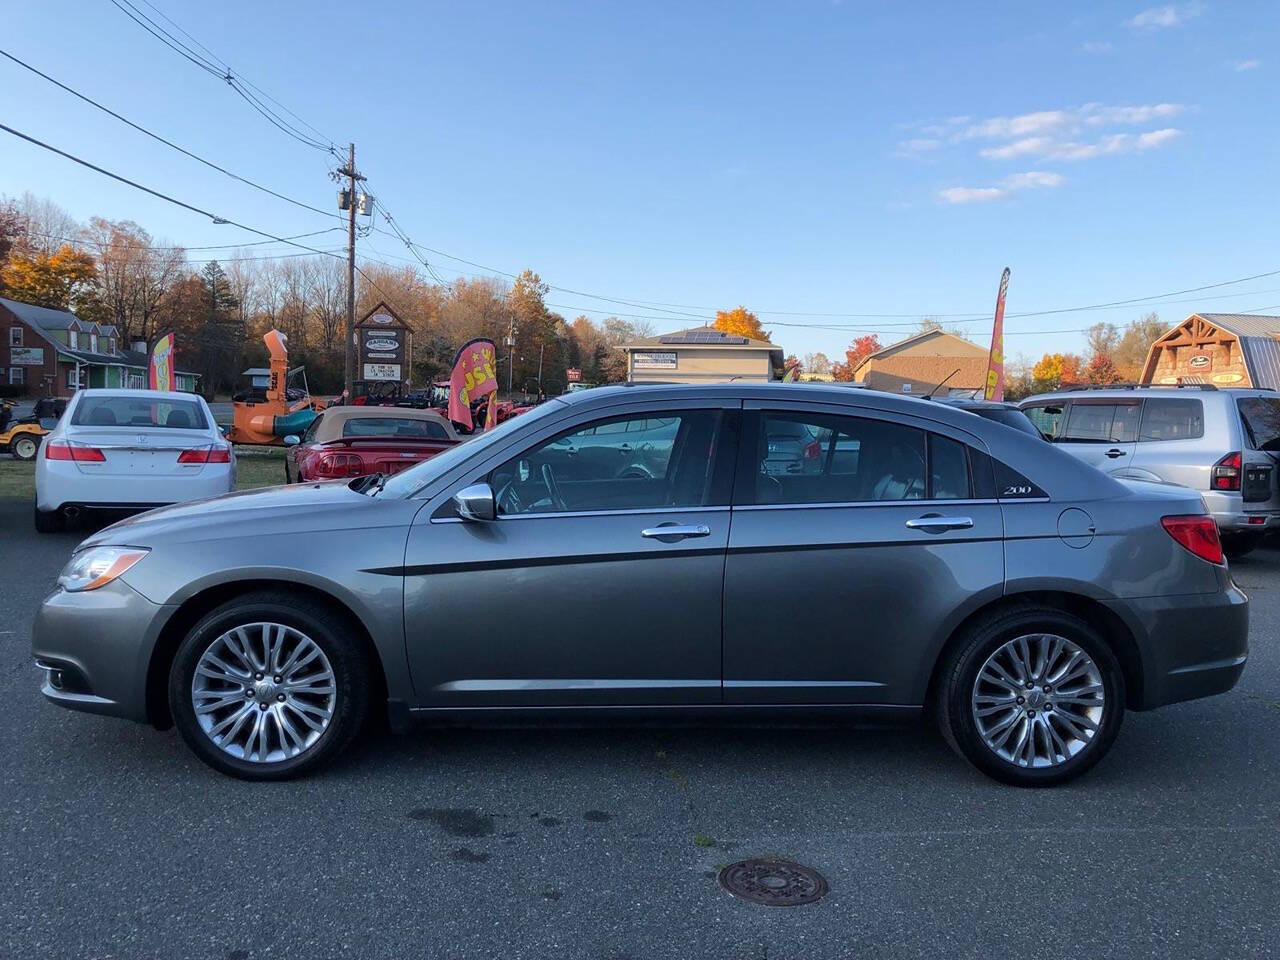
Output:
[1237, 396, 1280, 509]
[66, 429, 220, 477]
[333, 437, 457, 475]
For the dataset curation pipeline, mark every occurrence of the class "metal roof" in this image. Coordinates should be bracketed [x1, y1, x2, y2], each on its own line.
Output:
[1239, 336, 1280, 391]
[1196, 314, 1280, 338]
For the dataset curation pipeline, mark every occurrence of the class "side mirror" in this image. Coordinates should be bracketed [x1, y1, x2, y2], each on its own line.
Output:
[454, 482, 496, 522]
[282, 435, 301, 447]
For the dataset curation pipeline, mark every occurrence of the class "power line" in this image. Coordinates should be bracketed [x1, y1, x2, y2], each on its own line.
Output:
[29, 228, 344, 252]
[0, 48, 342, 220]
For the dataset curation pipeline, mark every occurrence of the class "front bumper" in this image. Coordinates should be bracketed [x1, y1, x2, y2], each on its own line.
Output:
[31, 578, 175, 723]
[1106, 581, 1249, 710]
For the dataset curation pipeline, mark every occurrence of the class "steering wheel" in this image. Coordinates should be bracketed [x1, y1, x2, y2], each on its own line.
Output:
[541, 463, 568, 512]
[495, 479, 524, 516]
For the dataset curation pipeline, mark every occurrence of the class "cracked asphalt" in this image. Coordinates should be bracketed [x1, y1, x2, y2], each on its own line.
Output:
[2, 497, 1278, 959]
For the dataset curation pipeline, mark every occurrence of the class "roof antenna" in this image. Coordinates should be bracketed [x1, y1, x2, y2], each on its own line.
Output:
[926, 367, 961, 398]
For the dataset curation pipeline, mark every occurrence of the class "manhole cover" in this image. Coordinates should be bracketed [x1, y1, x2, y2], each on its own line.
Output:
[717, 858, 829, 906]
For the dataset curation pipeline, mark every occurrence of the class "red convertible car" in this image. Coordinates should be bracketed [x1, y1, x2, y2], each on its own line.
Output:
[284, 406, 463, 483]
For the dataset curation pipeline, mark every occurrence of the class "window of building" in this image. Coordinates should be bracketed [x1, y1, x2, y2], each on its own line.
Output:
[89, 333, 99, 352]
[67, 368, 79, 390]
[8, 326, 22, 347]
[9, 367, 24, 385]
[68, 330, 79, 348]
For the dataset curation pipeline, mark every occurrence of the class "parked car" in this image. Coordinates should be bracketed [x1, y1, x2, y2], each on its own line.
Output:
[283, 406, 462, 483]
[33, 388, 232, 533]
[929, 397, 1044, 439]
[33, 383, 1246, 786]
[1020, 385, 1280, 556]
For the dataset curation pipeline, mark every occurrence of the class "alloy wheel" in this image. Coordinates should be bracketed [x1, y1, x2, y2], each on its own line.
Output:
[191, 622, 337, 764]
[971, 633, 1105, 768]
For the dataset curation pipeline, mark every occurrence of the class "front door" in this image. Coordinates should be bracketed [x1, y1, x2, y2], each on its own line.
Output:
[723, 403, 1005, 705]
[403, 403, 739, 707]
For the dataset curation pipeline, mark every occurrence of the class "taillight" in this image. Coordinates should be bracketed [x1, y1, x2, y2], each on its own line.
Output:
[1162, 515, 1225, 565]
[177, 445, 232, 464]
[45, 440, 106, 462]
[314, 453, 365, 478]
[1211, 452, 1241, 491]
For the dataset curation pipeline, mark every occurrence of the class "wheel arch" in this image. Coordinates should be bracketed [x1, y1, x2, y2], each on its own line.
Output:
[924, 590, 1146, 712]
[145, 579, 390, 729]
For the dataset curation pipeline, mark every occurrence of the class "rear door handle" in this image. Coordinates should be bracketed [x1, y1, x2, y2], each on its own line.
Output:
[1105, 448, 1125, 458]
[641, 523, 710, 542]
[905, 516, 974, 532]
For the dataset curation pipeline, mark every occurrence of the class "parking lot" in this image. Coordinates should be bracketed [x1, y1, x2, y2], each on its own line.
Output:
[0, 496, 1277, 959]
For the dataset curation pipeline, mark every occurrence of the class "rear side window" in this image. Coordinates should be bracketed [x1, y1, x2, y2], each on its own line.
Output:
[1063, 402, 1140, 443]
[72, 395, 207, 430]
[342, 417, 449, 439]
[1238, 396, 1280, 452]
[1139, 398, 1204, 441]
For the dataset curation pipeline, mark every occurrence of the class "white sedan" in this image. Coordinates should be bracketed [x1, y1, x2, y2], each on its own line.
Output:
[34, 389, 234, 533]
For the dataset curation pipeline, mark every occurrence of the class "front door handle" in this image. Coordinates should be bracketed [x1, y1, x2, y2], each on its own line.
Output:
[1105, 448, 1125, 459]
[641, 523, 711, 542]
[905, 515, 974, 532]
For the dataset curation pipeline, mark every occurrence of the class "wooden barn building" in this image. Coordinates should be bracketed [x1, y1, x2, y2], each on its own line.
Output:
[1141, 313, 1280, 389]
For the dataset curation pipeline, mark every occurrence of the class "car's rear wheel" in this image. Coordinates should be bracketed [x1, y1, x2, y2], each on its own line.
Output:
[12, 434, 39, 461]
[169, 591, 370, 780]
[33, 504, 65, 533]
[936, 606, 1125, 787]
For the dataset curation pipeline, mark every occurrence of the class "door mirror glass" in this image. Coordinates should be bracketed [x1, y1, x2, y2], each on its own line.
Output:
[282, 434, 301, 446]
[454, 482, 497, 522]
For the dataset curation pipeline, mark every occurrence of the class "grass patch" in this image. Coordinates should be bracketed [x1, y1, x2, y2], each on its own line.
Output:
[692, 834, 717, 848]
[0, 444, 287, 500]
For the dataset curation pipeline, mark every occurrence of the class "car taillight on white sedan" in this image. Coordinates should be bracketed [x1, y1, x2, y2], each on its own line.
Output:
[177, 445, 232, 464]
[44, 440, 106, 462]
[1161, 515, 1225, 565]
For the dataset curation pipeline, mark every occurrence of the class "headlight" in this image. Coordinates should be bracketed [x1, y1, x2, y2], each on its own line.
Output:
[58, 546, 150, 592]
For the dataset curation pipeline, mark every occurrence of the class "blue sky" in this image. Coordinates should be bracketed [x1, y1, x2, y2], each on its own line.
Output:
[3, 1, 1277, 361]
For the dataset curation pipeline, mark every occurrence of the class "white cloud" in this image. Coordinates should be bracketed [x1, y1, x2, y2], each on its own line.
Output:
[1234, 59, 1261, 72]
[898, 138, 941, 154]
[981, 127, 1183, 161]
[961, 103, 1184, 142]
[980, 137, 1056, 159]
[1082, 41, 1114, 53]
[1126, 4, 1202, 30]
[938, 171, 1066, 205]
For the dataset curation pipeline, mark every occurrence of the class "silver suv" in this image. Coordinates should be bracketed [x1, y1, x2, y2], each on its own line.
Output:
[1020, 386, 1280, 555]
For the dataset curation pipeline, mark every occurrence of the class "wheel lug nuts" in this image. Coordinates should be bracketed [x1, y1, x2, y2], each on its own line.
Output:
[1027, 711, 1036, 718]
[1016, 696, 1025, 704]
[255, 673, 263, 680]
[277, 694, 285, 702]
[1044, 685, 1052, 692]
[273, 676, 281, 683]
[1025, 682, 1033, 689]
[258, 702, 268, 711]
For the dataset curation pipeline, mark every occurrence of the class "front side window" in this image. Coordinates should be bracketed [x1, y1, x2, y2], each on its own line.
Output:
[1139, 398, 1204, 441]
[1023, 404, 1065, 439]
[1062, 402, 1140, 443]
[342, 417, 449, 439]
[490, 411, 721, 515]
[748, 411, 969, 504]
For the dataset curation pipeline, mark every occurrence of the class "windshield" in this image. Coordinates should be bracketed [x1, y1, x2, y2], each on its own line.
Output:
[374, 399, 568, 498]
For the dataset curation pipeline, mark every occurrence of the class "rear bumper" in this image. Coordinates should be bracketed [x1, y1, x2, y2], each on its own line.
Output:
[1202, 491, 1280, 532]
[37, 462, 234, 511]
[1106, 582, 1249, 710]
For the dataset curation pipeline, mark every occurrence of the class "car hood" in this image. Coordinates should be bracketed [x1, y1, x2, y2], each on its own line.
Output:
[81, 480, 389, 548]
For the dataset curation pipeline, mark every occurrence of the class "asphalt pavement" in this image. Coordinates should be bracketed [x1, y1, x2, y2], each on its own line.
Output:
[2, 496, 1278, 959]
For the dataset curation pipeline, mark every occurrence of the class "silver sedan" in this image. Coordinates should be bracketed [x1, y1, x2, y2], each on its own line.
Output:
[32, 383, 1248, 785]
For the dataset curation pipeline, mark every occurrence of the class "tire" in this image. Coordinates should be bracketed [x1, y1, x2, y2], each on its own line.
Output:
[12, 434, 39, 461]
[33, 504, 65, 533]
[169, 591, 371, 780]
[1222, 533, 1262, 560]
[935, 605, 1125, 787]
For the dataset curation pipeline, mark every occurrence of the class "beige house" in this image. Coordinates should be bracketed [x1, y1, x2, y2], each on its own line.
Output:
[621, 326, 784, 383]
[852, 329, 989, 396]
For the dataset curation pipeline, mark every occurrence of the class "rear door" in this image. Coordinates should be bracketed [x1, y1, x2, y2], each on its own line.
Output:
[1057, 398, 1141, 473]
[1236, 394, 1280, 510]
[722, 402, 1004, 705]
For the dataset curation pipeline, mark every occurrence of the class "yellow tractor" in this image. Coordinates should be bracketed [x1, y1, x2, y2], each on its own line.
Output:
[0, 400, 52, 461]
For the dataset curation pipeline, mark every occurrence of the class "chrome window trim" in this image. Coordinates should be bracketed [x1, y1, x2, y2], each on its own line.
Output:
[431, 504, 730, 524]
[733, 498, 1000, 512]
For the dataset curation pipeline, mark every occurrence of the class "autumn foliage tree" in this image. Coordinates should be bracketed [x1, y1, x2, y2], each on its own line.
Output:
[1031, 352, 1083, 391]
[831, 334, 882, 381]
[714, 305, 770, 341]
[0, 244, 99, 314]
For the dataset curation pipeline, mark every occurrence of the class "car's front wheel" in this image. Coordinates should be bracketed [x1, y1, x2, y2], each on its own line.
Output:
[936, 606, 1125, 787]
[169, 591, 370, 780]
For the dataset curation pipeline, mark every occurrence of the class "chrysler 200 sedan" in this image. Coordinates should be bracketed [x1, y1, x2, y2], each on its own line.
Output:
[32, 384, 1248, 786]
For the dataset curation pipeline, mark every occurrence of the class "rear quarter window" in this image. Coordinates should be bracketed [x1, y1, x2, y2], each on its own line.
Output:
[1139, 398, 1204, 441]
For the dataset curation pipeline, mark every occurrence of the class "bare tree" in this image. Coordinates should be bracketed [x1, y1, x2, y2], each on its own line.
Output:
[13, 192, 81, 255]
[80, 218, 184, 346]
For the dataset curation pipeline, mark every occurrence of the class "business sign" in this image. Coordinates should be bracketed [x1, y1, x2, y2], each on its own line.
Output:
[566, 367, 582, 383]
[1212, 372, 1243, 384]
[1189, 354, 1212, 369]
[364, 363, 402, 381]
[356, 302, 410, 381]
[633, 351, 677, 370]
[10, 346, 43, 365]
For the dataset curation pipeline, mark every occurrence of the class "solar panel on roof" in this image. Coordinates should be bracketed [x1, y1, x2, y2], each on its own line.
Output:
[660, 331, 749, 344]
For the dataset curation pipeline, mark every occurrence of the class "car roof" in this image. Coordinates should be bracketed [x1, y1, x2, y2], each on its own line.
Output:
[325, 405, 449, 420]
[72, 388, 205, 402]
[1020, 386, 1276, 404]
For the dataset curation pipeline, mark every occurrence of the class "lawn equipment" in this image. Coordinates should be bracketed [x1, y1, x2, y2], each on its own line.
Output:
[0, 400, 53, 461]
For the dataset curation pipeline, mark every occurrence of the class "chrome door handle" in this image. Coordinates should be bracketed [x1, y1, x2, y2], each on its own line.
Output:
[641, 523, 711, 542]
[1105, 448, 1124, 458]
[905, 516, 973, 531]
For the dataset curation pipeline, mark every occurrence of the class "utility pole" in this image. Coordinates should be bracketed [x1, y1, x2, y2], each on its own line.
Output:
[505, 314, 516, 396]
[337, 143, 365, 401]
